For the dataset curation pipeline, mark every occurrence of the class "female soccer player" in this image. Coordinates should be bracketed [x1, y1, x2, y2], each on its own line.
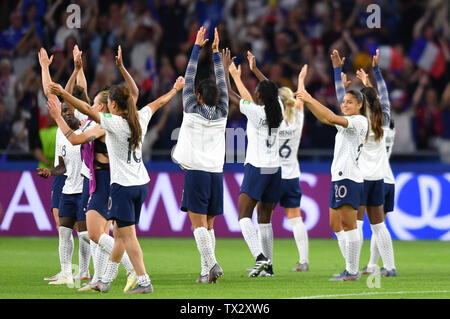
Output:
[362, 119, 396, 275]
[277, 75, 310, 273]
[296, 72, 368, 282]
[224, 49, 283, 278]
[247, 51, 310, 273]
[354, 52, 397, 277]
[49, 75, 184, 295]
[38, 47, 90, 283]
[172, 27, 228, 284]
[37, 103, 84, 286]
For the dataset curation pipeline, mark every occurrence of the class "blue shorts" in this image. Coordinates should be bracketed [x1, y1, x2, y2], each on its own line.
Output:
[181, 170, 224, 216]
[383, 183, 395, 213]
[80, 176, 90, 215]
[240, 164, 281, 204]
[51, 175, 67, 211]
[107, 183, 148, 227]
[361, 179, 385, 207]
[278, 178, 302, 208]
[86, 169, 111, 219]
[59, 193, 84, 221]
[329, 179, 363, 210]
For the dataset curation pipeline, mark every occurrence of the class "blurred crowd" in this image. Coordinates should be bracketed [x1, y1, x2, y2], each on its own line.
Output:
[0, 0, 449, 166]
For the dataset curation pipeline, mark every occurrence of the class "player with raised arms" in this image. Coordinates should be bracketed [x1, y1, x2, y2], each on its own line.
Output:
[296, 65, 369, 281]
[37, 101, 83, 286]
[172, 27, 228, 284]
[48, 61, 185, 293]
[353, 51, 397, 277]
[247, 51, 310, 274]
[224, 48, 283, 278]
[37, 46, 91, 284]
[46, 46, 142, 292]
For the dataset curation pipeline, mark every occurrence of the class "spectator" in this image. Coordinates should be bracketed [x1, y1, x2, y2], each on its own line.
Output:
[415, 87, 443, 150]
[94, 46, 120, 88]
[22, 1, 44, 39]
[224, 0, 248, 51]
[0, 58, 18, 123]
[48, 46, 71, 87]
[0, 100, 11, 150]
[53, 9, 81, 49]
[129, 13, 162, 85]
[12, 25, 40, 77]
[195, 0, 223, 37]
[390, 88, 416, 154]
[9, 108, 30, 155]
[0, 0, 447, 162]
[0, 11, 26, 58]
[88, 13, 116, 69]
[157, 0, 188, 62]
[437, 83, 450, 162]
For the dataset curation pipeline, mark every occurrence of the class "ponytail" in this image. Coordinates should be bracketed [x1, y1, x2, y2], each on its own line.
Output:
[257, 80, 283, 135]
[109, 85, 142, 150]
[278, 87, 297, 123]
[361, 86, 384, 141]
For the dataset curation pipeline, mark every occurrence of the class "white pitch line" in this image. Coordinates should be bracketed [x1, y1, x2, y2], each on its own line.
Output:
[292, 290, 450, 299]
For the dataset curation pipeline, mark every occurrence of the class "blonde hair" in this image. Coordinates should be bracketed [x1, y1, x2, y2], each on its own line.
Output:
[278, 87, 297, 123]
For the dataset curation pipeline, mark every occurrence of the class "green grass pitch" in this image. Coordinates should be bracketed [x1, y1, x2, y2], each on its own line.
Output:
[1, 237, 450, 300]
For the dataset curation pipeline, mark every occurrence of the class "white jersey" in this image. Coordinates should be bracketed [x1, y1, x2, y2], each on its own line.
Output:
[383, 127, 395, 184]
[358, 127, 389, 181]
[279, 109, 304, 179]
[79, 119, 97, 179]
[56, 129, 84, 194]
[172, 113, 227, 173]
[240, 99, 282, 168]
[54, 128, 66, 176]
[99, 107, 152, 187]
[74, 109, 89, 122]
[331, 115, 368, 183]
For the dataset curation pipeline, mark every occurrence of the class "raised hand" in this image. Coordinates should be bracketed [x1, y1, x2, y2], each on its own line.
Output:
[229, 61, 241, 78]
[38, 47, 53, 67]
[247, 50, 256, 71]
[46, 97, 62, 118]
[299, 64, 308, 80]
[221, 48, 235, 73]
[195, 26, 209, 47]
[294, 88, 313, 103]
[115, 45, 123, 68]
[341, 72, 351, 88]
[330, 49, 345, 68]
[173, 76, 185, 91]
[356, 68, 370, 87]
[211, 27, 219, 52]
[73, 45, 83, 70]
[47, 82, 65, 96]
[372, 49, 380, 68]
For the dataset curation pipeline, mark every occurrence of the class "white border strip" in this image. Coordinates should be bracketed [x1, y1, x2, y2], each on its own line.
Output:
[292, 290, 450, 299]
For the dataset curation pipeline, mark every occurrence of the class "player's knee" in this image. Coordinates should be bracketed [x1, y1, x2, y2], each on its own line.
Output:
[88, 229, 102, 243]
[257, 212, 272, 224]
[341, 221, 356, 232]
[329, 222, 342, 233]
